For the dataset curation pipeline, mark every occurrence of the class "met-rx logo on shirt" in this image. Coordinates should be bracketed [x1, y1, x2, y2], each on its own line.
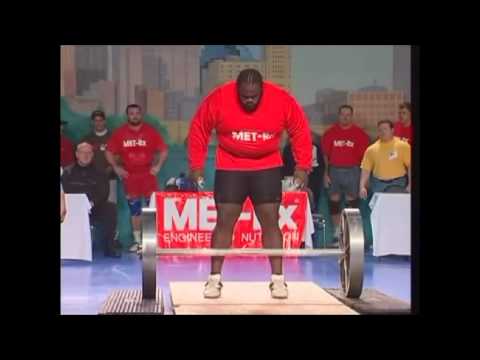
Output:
[232, 131, 274, 142]
[333, 140, 355, 147]
[123, 139, 147, 147]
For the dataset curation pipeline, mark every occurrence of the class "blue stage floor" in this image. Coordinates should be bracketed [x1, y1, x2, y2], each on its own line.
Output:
[61, 251, 411, 315]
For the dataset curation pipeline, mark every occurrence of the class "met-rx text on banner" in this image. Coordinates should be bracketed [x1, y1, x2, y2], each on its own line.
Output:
[156, 192, 307, 248]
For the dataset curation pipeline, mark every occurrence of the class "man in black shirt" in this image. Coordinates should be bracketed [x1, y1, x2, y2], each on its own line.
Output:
[62, 142, 120, 258]
[81, 110, 117, 203]
[282, 131, 325, 213]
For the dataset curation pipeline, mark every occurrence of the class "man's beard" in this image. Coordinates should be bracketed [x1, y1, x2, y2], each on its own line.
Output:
[243, 103, 258, 113]
[128, 118, 141, 126]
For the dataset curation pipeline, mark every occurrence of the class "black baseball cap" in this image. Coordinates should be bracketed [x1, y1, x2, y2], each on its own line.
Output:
[91, 110, 106, 119]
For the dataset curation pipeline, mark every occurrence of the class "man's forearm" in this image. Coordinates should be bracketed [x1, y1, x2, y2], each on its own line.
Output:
[360, 169, 371, 189]
[152, 150, 168, 169]
[323, 155, 329, 174]
[105, 151, 120, 168]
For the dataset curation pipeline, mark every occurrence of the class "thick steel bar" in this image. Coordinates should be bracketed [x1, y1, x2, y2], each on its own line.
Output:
[156, 248, 343, 256]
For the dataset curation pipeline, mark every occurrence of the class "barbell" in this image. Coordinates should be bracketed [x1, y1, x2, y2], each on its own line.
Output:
[140, 208, 364, 300]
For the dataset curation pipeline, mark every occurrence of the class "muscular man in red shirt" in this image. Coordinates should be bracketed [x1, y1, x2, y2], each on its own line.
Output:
[394, 102, 412, 145]
[322, 105, 370, 245]
[106, 104, 169, 252]
[188, 69, 312, 299]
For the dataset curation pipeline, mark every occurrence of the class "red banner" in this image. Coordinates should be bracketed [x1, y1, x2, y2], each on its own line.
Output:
[156, 191, 308, 249]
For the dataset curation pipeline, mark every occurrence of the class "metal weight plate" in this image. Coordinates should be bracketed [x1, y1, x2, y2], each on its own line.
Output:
[339, 208, 364, 298]
[142, 208, 157, 299]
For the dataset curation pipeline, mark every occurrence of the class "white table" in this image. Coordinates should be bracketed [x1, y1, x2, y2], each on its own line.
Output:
[149, 193, 314, 248]
[369, 193, 410, 256]
[61, 194, 92, 261]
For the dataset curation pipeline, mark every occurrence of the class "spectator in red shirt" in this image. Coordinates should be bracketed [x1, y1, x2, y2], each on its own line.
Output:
[394, 102, 412, 145]
[187, 69, 312, 299]
[322, 105, 370, 245]
[61, 120, 75, 168]
[106, 104, 169, 252]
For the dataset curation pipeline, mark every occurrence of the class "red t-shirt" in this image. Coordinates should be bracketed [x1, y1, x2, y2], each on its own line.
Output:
[321, 123, 370, 167]
[107, 122, 168, 173]
[61, 135, 75, 167]
[394, 120, 412, 145]
[187, 81, 312, 172]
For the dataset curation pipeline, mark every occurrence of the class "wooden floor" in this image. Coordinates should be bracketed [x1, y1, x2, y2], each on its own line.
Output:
[170, 281, 358, 315]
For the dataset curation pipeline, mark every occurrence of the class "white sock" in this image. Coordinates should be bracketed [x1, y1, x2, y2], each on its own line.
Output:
[209, 274, 221, 282]
[271, 274, 285, 283]
[133, 231, 141, 244]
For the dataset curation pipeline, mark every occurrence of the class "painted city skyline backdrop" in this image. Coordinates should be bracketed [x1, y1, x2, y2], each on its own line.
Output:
[60, 45, 411, 141]
[246, 45, 396, 105]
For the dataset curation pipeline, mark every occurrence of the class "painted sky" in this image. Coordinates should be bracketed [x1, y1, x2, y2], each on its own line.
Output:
[245, 45, 394, 105]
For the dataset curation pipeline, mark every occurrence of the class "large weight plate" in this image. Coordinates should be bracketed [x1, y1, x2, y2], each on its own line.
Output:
[142, 208, 157, 299]
[339, 208, 364, 298]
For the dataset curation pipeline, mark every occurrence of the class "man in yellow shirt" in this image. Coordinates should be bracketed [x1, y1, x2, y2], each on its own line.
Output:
[359, 120, 411, 199]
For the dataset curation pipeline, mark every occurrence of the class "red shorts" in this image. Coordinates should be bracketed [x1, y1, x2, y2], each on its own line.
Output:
[123, 172, 158, 199]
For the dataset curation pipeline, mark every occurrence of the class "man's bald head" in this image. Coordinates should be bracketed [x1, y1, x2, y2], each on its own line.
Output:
[76, 142, 93, 152]
[76, 142, 94, 167]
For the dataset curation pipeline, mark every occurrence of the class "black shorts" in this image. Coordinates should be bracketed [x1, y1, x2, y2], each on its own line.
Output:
[214, 167, 283, 205]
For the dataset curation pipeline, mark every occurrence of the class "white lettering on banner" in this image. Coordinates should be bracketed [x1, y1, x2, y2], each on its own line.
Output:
[231, 131, 274, 142]
[198, 197, 216, 231]
[164, 198, 197, 230]
[238, 211, 252, 222]
[282, 231, 300, 248]
[248, 206, 297, 230]
[162, 197, 298, 231]
[158, 194, 306, 248]
[238, 231, 300, 246]
[241, 233, 262, 243]
[160, 232, 212, 245]
[279, 205, 297, 230]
